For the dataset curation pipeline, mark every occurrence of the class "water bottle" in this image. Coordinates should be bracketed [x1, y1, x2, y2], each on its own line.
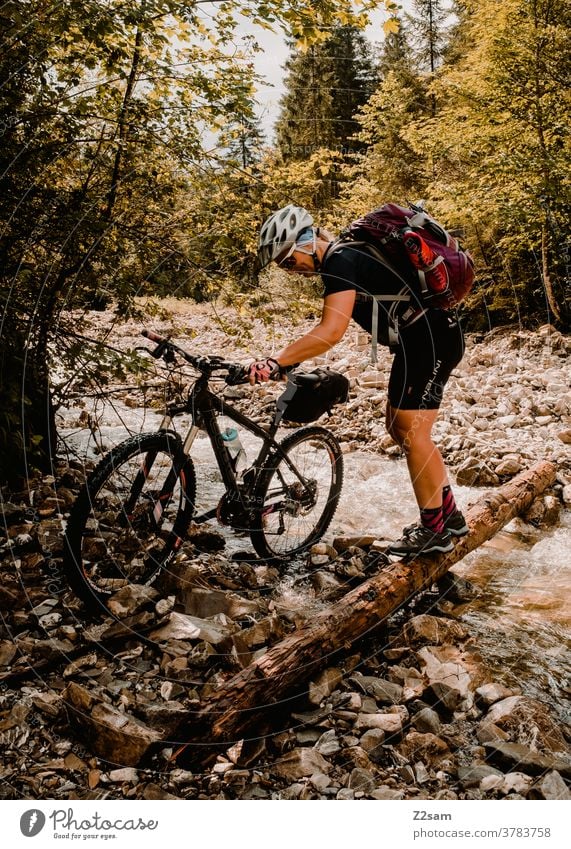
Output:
[221, 426, 247, 476]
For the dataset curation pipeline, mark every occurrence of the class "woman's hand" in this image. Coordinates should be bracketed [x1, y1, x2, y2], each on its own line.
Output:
[247, 357, 282, 385]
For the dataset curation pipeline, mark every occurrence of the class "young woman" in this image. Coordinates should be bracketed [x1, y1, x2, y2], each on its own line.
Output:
[248, 204, 467, 557]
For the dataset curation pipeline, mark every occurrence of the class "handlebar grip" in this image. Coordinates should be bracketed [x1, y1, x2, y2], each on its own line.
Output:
[141, 329, 165, 344]
[225, 365, 249, 386]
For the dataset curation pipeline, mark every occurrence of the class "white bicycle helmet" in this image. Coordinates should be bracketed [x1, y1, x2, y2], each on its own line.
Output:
[258, 204, 314, 269]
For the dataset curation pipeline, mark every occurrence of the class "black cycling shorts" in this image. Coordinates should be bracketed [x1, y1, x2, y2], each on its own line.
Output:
[387, 309, 464, 410]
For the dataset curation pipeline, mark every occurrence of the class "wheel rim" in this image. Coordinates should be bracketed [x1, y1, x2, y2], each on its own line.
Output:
[259, 436, 337, 556]
[78, 446, 187, 595]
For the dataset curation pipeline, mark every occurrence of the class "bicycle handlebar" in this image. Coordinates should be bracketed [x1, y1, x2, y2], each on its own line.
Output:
[141, 329, 251, 384]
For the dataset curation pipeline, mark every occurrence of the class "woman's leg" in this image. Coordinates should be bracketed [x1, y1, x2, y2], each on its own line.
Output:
[385, 402, 448, 509]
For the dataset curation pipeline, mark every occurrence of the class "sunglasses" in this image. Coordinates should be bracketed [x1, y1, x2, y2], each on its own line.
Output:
[277, 230, 316, 270]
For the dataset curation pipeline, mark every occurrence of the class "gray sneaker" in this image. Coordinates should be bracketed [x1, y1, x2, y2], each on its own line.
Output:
[386, 523, 454, 557]
[444, 510, 469, 537]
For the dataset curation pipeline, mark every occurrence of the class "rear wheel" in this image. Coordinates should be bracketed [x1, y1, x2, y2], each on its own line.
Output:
[249, 426, 343, 561]
[63, 432, 195, 613]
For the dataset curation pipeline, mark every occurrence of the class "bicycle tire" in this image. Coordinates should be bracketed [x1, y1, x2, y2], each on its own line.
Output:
[249, 426, 343, 561]
[63, 431, 196, 613]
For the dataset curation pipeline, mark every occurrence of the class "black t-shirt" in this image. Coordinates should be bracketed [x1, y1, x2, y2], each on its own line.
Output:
[321, 242, 423, 346]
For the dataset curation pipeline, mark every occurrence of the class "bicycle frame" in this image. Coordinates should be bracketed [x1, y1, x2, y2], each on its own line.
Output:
[152, 372, 313, 527]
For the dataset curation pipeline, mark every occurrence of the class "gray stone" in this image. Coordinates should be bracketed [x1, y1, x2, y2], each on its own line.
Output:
[355, 713, 403, 734]
[483, 742, 571, 778]
[270, 747, 332, 780]
[370, 787, 405, 800]
[476, 722, 510, 744]
[529, 770, 571, 800]
[108, 767, 140, 783]
[360, 728, 385, 763]
[413, 708, 441, 735]
[107, 584, 159, 617]
[150, 611, 235, 645]
[458, 764, 504, 788]
[308, 667, 343, 706]
[348, 675, 403, 704]
[501, 772, 532, 796]
[402, 614, 468, 647]
[348, 767, 376, 793]
[314, 729, 341, 757]
[476, 683, 519, 707]
[336, 788, 355, 800]
[182, 588, 261, 619]
[309, 772, 332, 792]
[485, 695, 568, 752]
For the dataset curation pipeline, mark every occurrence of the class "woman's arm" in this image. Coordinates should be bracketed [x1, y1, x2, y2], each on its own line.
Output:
[274, 289, 356, 366]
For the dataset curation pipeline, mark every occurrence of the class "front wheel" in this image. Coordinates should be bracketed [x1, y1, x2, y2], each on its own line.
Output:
[249, 426, 343, 561]
[63, 431, 196, 613]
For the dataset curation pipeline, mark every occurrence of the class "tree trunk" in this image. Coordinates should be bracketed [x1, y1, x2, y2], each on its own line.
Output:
[541, 222, 563, 325]
[169, 461, 556, 763]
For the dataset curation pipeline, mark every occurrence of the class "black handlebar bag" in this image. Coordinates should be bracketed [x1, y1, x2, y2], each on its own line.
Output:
[276, 368, 350, 424]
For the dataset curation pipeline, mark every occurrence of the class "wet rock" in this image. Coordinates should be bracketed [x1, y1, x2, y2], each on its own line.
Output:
[0, 642, 17, 667]
[226, 738, 266, 768]
[483, 742, 571, 778]
[480, 774, 504, 793]
[360, 729, 385, 763]
[398, 732, 450, 765]
[187, 525, 226, 552]
[348, 675, 403, 705]
[314, 729, 341, 757]
[270, 747, 332, 780]
[370, 787, 405, 800]
[332, 535, 376, 552]
[494, 458, 523, 476]
[529, 770, 571, 800]
[417, 647, 472, 710]
[412, 708, 441, 736]
[64, 687, 161, 766]
[455, 458, 499, 487]
[484, 695, 568, 753]
[342, 745, 373, 771]
[109, 767, 139, 783]
[106, 584, 159, 617]
[476, 722, 510, 744]
[308, 667, 344, 706]
[436, 572, 479, 603]
[501, 772, 532, 796]
[181, 588, 262, 619]
[355, 713, 403, 735]
[310, 571, 345, 596]
[309, 772, 332, 792]
[402, 615, 468, 648]
[150, 612, 236, 645]
[476, 683, 520, 707]
[336, 788, 355, 800]
[347, 767, 376, 794]
[457, 764, 503, 788]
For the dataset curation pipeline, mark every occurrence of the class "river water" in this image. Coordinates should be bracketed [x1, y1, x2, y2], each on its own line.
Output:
[58, 401, 571, 720]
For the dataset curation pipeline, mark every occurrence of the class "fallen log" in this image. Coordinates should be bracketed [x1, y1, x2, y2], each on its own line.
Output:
[169, 460, 556, 763]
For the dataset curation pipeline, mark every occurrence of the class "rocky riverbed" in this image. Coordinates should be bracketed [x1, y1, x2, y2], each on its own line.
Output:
[0, 301, 569, 800]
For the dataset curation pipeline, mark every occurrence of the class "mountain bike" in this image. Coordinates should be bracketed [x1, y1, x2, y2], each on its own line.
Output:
[63, 330, 344, 612]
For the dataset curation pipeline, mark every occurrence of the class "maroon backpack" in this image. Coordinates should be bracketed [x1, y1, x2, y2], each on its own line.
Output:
[338, 202, 475, 310]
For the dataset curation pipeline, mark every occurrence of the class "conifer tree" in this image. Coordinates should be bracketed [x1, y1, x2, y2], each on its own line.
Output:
[275, 25, 378, 162]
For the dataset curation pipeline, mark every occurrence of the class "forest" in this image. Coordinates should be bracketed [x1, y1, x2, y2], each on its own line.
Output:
[0, 0, 569, 478]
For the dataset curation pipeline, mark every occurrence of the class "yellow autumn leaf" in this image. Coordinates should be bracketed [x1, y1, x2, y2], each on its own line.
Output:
[383, 17, 400, 35]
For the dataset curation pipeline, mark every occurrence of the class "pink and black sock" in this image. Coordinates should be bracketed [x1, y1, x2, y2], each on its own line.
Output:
[420, 505, 444, 534]
[442, 485, 458, 520]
